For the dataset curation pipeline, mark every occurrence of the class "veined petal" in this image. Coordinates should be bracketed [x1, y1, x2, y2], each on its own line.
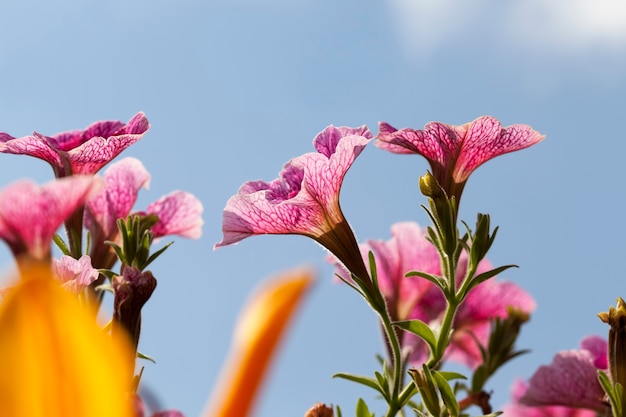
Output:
[0, 267, 134, 417]
[146, 191, 204, 239]
[0, 176, 101, 261]
[52, 255, 99, 293]
[203, 268, 314, 417]
[216, 125, 372, 248]
[454, 116, 545, 183]
[0, 112, 150, 176]
[85, 157, 151, 241]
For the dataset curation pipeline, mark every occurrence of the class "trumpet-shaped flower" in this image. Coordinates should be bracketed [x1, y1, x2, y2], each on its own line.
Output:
[84, 157, 202, 268]
[519, 336, 607, 412]
[203, 268, 314, 417]
[377, 116, 544, 202]
[52, 255, 99, 293]
[216, 125, 372, 282]
[333, 222, 535, 368]
[502, 380, 600, 417]
[0, 266, 135, 417]
[0, 112, 149, 177]
[0, 176, 101, 263]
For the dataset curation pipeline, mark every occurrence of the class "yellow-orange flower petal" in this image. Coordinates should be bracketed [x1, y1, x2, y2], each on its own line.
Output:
[204, 267, 315, 417]
[0, 267, 135, 417]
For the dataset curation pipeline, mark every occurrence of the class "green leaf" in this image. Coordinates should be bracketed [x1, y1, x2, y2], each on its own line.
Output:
[336, 405, 342, 417]
[433, 370, 459, 417]
[53, 234, 71, 256]
[137, 350, 157, 364]
[394, 319, 437, 357]
[405, 271, 447, 291]
[355, 398, 374, 417]
[466, 265, 518, 293]
[333, 373, 384, 395]
[142, 241, 174, 270]
[437, 371, 466, 381]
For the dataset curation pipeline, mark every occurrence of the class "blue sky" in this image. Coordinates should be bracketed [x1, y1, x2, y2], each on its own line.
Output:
[1, 1, 626, 416]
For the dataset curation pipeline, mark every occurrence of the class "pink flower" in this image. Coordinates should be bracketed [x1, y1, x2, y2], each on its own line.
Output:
[216, 125, 373, 282]
[84, 157, 202, 268]
[52, 255, 99, 293]
[333, 221, 535, 368]
[145, 191, 203, 239]
[519, 336, 608, 412]
[502, 379, 600, 417]
[377, 116, 544, 202]
[0, 112, 149, 177]
[0, 176, 101, 263]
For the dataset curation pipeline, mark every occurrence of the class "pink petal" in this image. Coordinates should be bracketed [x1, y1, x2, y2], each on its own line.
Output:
[52, 255, 99, 293]
[84, 157, 151, 241]
[0, 112, 150, 176]
[216, 125, 372, 248]
[65, 112, 151, 175]
[521, 349, 606, 411]
[454, 116, 545, 182]
[0, 132, 64, 170]
[146, 191, 204, 239]
[580, 335, 608, 370]
[0, 177, 101, 260]
[503, 380, 598, 417]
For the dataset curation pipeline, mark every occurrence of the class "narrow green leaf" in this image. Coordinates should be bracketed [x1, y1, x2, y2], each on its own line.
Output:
[405, 271, 446, 291]
[355, 398, 373, 417]
[333, 373, 384, 395]
[394, 319, 437, 357]
[437, 371, 466, 381]
[433, 370, 459, 417]
[53, 234, 71, 256]
[467, 265, 518, 290]
[137, 350, 157, 364]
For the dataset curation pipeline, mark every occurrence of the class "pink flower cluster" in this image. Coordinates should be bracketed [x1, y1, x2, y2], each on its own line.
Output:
[0, 113, 203, 277]
[333, 221, 536, 368]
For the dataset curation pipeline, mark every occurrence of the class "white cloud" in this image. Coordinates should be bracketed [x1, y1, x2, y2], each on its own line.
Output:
[388, 0, 626, 56]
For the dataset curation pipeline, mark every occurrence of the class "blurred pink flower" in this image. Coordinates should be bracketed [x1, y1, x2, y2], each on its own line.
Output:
[377, 116, 544, 202]
[52, 255, 99, 293]
[84, 157, 202, 268]
[333, 221, 535, 368]
[519, 336, 607, 412]
[216, 125, 372, 282]
[0, 112, 149, 177]
[502, 379, 600, 417]
[0, 177, 100, 263]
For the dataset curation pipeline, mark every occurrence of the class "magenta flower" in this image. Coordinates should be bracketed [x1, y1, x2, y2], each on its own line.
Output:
[333, 221, 535, 368]
[216, 125, 373, 282]
[0, 176, 101, 264]
[84, 157, 202, 268]
[0, 112, 149, 177]
[518, 336, 608, 412]
[503, 379, 601, 417]
[377, 116, 544, 202]
[52, 255, 99, 293]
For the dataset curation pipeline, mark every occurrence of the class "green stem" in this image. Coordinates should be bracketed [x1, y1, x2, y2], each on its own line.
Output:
[379, 308, 403, 417]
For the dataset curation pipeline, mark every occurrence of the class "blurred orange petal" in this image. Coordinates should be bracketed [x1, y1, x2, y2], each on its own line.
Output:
[0, 267, 135, 417]
[204, 267, 315, 417]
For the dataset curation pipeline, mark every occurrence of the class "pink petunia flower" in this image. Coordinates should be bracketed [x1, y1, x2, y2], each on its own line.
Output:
[145, 191, 203, 240]
[0, 112, 149, 177]
[216, 125, 373, 282]
[502, 379, 601, 417]
[84, 157, 203, 268]
[0, 176, 101, 264]
[333, 221, 535, 368]
[377, 116, 544, 203]
[52, 255, 99, 293]
[519, 336, 608, 412]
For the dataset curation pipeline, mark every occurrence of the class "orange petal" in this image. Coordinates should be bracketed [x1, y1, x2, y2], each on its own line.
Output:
[0, 266, 135, 417]
[203, 267, 315, 417]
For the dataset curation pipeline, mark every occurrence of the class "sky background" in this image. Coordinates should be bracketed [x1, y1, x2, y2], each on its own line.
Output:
[1, 0, 626, 416]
